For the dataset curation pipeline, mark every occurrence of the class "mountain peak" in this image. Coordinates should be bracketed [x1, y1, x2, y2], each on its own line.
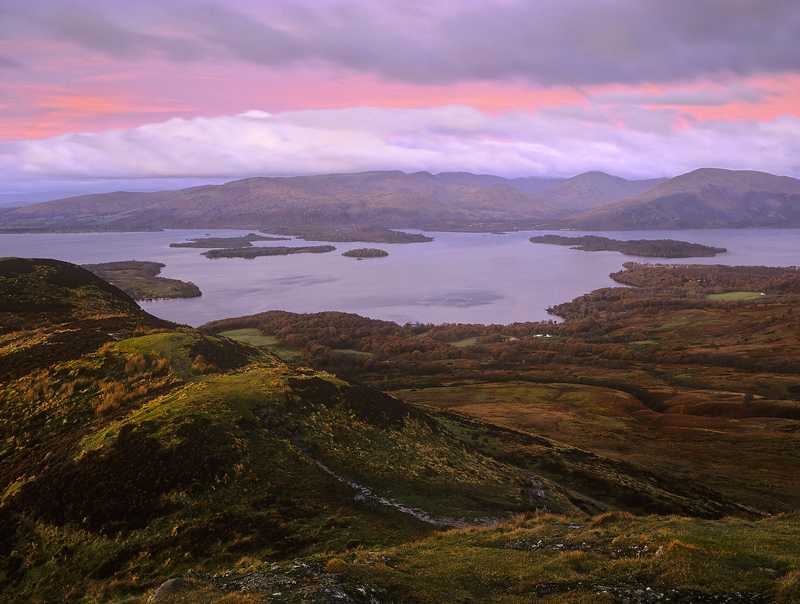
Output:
[572, 170, 619, 180]
[569, 167, 800, 229]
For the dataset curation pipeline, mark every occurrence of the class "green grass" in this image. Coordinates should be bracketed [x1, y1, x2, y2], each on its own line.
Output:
[707, 291, 764, 302]
[219, 328, 303, 360]
[338, 512, 800, 603]
[332, 348, 373, 357]
[449, 336, 479, 348]
[218, 328, 281, 347]
[2, 361, 432, 602]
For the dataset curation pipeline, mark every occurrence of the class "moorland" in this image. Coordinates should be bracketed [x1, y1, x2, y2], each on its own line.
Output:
[2, 256, 799, 602]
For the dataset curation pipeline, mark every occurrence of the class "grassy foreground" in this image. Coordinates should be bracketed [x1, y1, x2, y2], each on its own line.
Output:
[337, 512, 800, 603]
[2, 258, 799, 602]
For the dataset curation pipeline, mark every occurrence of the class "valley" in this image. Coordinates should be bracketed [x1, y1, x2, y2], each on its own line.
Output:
[4, 3, 800, 601]
[2, 257, 799, 602]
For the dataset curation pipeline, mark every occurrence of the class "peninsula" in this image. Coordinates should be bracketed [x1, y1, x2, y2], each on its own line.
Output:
[530, 234, 727, 258]
[203, 245, 336, 259]
[170, 233, 289, 248]
[275, 226, 433, 244]
[82, 260, 201, 300]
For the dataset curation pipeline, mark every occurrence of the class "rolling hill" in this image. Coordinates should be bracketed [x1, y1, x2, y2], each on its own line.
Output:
[0, 171, 556, 233]
[2, 168, 800, 233]
[530, 171, 667, 212]
[568, 168, 800, 229]
[0, 170, 671, 234]
[1, 257, 769, 602]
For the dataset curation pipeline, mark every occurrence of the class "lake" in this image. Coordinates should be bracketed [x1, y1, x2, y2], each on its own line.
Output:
[1, 228, 797, 326]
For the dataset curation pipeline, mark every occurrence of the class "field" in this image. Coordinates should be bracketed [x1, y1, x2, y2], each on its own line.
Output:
[218, 328, 303, 360]
[707, 291, 764, 301]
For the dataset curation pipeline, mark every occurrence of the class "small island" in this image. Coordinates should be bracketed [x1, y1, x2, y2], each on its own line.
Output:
[170, 233, 289, 248]
[273, 226, 433, 244]
[82, 260, 201, 300]
[529, 235, 727, 258]
[203, 245, 336, 259]
[342, 248, 389, 259]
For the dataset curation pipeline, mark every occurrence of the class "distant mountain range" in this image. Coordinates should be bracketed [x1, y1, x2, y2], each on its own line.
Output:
[532, 171, 668, 212]
[1, 168, 798, 232]
[566, 168, 800, 229]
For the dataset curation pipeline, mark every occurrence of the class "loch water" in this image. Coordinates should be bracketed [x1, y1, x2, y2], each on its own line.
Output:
[0, 228, 797, 326]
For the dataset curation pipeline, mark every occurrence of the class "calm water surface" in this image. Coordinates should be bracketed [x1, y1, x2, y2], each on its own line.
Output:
[0, 229, 797, 326]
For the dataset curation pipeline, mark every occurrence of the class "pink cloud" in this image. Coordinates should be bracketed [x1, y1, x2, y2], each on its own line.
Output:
[1, 26, 798, 145]
[6, 53, 799, 143]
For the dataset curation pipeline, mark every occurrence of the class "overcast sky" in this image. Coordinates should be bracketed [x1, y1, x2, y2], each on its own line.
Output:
[1, 0, 799, 197]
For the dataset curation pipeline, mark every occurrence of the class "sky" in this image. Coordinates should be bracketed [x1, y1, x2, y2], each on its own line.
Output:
[1, 0, 799, 200]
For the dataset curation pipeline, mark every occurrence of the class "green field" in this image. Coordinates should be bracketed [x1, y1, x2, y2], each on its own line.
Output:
[332, 348, 373, 357]
[449, 336, 479, 348]
[218, 328, 303, 360]
[707, 291, 764, 301]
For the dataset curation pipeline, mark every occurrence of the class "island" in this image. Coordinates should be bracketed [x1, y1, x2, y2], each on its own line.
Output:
[273, 226, 433, 244]
[170, 233, 290, 248]
[529, 234, 727, 258]
[342, 248, 389, 259]
[203, 245, 336, 259]
[82, 260, 201, 300]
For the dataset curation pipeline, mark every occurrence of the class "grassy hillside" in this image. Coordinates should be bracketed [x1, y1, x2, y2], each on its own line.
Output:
[203, 264, 800, 515]
[4, 258, 780, 602]
[336, 512, 800, 603]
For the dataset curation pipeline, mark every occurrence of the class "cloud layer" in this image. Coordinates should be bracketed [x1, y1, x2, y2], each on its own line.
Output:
[3, 0, 800, 86]
[3, 105, 799, 185]
[1, 1, 798, 189]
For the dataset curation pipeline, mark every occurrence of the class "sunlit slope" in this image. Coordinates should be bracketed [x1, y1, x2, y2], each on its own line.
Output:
[0, 258, 760, 602]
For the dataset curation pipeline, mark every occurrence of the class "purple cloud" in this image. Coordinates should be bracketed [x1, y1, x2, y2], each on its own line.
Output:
[2, 0, 799, 86]
[2, 105, 799, 186]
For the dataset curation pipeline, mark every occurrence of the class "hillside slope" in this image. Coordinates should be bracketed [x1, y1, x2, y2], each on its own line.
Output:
[6, 167, 795, 232]
[569, 168, 800, 228]
[0, 171, 555, 233]
[0, 258, 759, 602]
[532, 171, 666, 212]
